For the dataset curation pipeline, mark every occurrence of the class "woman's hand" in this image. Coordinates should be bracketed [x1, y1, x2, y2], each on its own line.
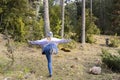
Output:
[27, 40, 31, 44]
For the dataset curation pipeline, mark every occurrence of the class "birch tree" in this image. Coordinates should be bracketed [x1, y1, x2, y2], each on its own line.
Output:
[90, 0, 92, 22]
[43, 0, 50, 36]
[81, 0, 86, 44]
[61, 0, 65, 38]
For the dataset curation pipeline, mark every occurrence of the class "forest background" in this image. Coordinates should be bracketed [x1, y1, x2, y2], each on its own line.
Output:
[0, 0, 120, 42]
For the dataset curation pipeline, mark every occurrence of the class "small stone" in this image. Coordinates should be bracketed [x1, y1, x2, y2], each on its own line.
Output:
[89, 66, 101, 75]
[4, 77, 12, 80]
[24, 73, 31, 79]
[40, 76, 43, 78]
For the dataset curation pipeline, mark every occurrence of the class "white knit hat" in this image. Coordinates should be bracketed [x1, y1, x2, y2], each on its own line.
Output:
[47, 31, 53, 37]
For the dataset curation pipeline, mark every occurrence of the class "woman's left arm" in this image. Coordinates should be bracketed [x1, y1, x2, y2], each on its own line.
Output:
[52, 38, 71, 44]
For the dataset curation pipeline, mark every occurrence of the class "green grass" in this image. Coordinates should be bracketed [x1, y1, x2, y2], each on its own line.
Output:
[0, 35, 120, 80]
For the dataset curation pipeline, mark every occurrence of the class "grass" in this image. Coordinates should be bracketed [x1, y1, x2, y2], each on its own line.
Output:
[0, 35, 120, 80]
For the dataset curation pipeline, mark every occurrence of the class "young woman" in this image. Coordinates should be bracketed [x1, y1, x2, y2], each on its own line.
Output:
[28, 31, 71, 77]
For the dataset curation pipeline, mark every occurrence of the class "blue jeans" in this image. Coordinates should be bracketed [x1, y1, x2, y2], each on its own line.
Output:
[43, 43, 58, 75]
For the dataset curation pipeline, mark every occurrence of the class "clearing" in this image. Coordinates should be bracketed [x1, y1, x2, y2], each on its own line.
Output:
[0, 34, 120, 80]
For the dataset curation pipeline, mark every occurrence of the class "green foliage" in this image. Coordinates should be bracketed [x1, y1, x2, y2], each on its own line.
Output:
[111, 0, 120, 35]
[92, 0, 120, 35]
[101, 49, 120, 72]
[31, 19, 44, 40]
[12, 17, 26, 42]
[0, 56, 11, 73]
[87, 22, 100, 35]
[0, 8, 3, 13]
[23, 67, 30, 74]
[65, 3, 78, 40]
[0, 0, 44, 42]
[86, 34, 95, 43]
[85, 9, 100, 43]
[50, 5, 61, 37]
[86, 21, 100, 44]
[109, 34, 120, 47]
[75, 9, 100, 42]
[85, 9, 100, 35]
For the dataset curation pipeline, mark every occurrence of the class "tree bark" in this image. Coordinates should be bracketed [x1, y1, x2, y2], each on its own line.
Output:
[43, 0, 50, 36]
[36, 0, 40, 20]
[81, 0, 86, 44]
[61, 0, 65, 38]
[90, 0, 92, 22]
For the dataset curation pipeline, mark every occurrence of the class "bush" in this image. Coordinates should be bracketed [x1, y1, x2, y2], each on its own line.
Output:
[101, 49, 120, 72]
[87, 22, 100, 35]
[109, 34, 120, 47]
[86, 34, 96, 44]
[0, 56, 11, 73]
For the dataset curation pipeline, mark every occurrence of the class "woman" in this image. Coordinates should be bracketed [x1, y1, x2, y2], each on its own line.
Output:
[28, 31, 71, 77]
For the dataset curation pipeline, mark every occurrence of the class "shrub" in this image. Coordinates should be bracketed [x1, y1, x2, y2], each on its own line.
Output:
[109, 34, 120, 47]
[87, 22, 100, 35]
[101, 49, 120, 72]
[0, 57, 11, 73]
[86, 34, 96, 44]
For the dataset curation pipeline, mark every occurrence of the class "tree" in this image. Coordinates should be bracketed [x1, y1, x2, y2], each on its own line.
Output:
[0, 0, 31, 41]
[81, 0, 86, 44]
[0, 0, 44, 41]
[61, 0, 65, 38]
[43, 0, 50, 36]
[90, 0, 92, 22]
[35, 0, 41, 20]
[111, 0, 120, 35]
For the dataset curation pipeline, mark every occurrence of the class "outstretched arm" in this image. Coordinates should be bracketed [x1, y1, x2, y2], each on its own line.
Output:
[28, 39, 47, 46]
[51, 38, 71, 44]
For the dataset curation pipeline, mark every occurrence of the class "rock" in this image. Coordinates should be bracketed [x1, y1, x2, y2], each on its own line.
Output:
[24, 73, 31, 79]
[4, 77, 12, 80]
[89, 66, 101, 75]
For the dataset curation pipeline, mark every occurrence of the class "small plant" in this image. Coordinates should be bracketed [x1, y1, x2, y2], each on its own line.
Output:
[109, 34, 120, 47]
[0, 57, 10, 73]
[86, 34, 96, 44]
[23, 67, 30, 74]
[101, 49, 120, 72]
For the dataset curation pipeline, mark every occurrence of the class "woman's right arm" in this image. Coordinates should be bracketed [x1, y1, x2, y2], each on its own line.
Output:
[28, 39, 46, 45]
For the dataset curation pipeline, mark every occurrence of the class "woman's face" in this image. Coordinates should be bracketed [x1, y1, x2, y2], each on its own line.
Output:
[47, 37, 51, 41]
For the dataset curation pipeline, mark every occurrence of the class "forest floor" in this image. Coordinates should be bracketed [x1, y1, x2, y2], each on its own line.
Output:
[0, 34, 120, 80]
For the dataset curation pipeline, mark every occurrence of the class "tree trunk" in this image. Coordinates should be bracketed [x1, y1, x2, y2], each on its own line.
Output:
[99, 0, 104, 33]
[43, 0, 50, 36]
[61, 0, 65, 38]
[90, 0, 92, 22]
[36, 0, 40, 20]
[81, 0, 86, 44]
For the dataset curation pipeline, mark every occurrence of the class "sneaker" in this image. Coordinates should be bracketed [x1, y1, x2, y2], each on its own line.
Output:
[49, 75, 52, 77]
